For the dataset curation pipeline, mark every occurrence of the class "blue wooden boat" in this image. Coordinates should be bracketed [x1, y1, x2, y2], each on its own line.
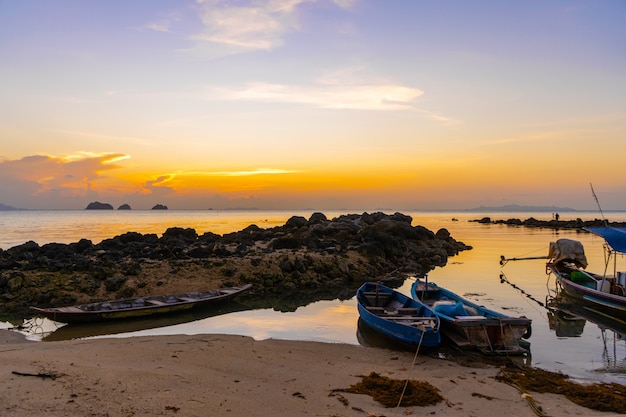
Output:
[547, 229, 626, 322]
[356, 282, 440, 348]
[411, 278, 531, 354]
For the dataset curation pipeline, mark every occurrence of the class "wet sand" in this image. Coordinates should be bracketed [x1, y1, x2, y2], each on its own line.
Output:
[1, 330, 621, 417]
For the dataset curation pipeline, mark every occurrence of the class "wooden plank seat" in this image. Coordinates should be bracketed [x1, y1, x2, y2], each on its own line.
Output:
[146, 299, 167, 306]
[385, 316, 433, 321]
[58, 306, 85, 313]
[176, 297, 198, 302]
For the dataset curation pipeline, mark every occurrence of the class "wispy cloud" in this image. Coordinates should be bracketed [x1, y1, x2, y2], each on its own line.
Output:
[210, 81, 423, 110]
[189, 168, 300, 176]
[146, 22, 171, 32]
[190, 0, 353, 55]
[142, 11, 183, 33]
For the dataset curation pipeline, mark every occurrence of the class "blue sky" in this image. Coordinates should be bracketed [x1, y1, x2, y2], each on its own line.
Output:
[1, 0, 625, 210]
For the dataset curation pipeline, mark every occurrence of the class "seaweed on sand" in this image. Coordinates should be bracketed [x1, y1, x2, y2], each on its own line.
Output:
[332, 372, 444, 408]
[496, 366, 626, 414]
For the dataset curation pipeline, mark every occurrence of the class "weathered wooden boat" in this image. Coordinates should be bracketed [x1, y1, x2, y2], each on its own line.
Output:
[30, 284, 252, 324]
[547, 230, 626, 322]
[41, 300, 253, 341]
[356, 282, 440, 348]
[411, 278, 531, 354]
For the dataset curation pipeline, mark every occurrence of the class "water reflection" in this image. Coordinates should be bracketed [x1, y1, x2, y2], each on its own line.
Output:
[546, 292, 626, 374]
[19, 301, 253, 341]
[4, 210, 626, 384]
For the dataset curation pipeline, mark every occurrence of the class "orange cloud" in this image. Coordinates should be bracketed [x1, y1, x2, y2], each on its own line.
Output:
[0, 153, 130, 208]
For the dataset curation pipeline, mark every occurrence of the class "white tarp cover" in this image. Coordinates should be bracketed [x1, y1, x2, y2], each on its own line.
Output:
[548, 238, 588, 268]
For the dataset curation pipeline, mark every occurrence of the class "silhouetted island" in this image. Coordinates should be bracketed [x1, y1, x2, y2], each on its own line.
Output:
[0, 203, 19, 211]
[152, 204, 168, 210]
[85, 201, 114, 210]
[118, 204, 132, 210]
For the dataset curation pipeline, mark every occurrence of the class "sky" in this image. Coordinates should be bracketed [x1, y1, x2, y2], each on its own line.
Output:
[1, 0, 625, 211]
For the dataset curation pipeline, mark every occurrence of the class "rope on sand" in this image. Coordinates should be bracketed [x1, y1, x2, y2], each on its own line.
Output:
[498, 376, 551, 417]
[394, 329, 425, 413]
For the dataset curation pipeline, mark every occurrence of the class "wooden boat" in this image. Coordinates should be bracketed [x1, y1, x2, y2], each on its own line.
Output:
[30, 284, 252, 324]
[356, 282, 440, 348]
[42, 300, 253, 341]
[411, 278, 531, 354]
[547, 229, 626, 322]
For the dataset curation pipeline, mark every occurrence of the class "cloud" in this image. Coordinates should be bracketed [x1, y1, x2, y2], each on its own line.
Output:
[210, 81, 423, 110]
[0, 153, 130, 208]
[190, 168, 300, 176]
[190, 0, 353, 55]
[146, 22, 171, 32]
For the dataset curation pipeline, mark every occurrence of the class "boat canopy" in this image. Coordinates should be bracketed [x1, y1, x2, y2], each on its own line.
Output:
[586, 227, 626, 254]
[548, 238, 588, 268]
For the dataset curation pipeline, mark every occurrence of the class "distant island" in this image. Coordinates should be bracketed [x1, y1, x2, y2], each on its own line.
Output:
[466, 204, 577, 212]
[152, 204, 168, 210]
[0, 203, 20, 211]
[85, 201, 114, 210]
[118, 204, 132, 210]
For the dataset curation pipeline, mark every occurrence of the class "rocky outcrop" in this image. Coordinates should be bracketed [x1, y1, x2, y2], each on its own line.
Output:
[85, 201, 114, 210]
[152, 204, 168, 210]
[0, 212, 471, 317]
[118, 204, 132, 210]
[470, 217, 625, 229]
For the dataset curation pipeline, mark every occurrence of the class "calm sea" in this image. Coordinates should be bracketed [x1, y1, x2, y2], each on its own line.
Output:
[1, 209, 625, 384]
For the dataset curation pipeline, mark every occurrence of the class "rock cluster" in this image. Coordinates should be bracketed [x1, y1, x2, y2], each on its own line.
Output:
[471, 217, 625, 229]
[0, 212, 470, 317]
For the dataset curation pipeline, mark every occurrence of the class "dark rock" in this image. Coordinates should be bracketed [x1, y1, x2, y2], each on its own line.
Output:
[308, 212, 327, 224]
[285, 216, 308, 228]
[162, 227, 197, 241]
[152, 204, 168, 210]
[118, 204, 132, 210]
[0, 211, 472, 316]
[69, 239, 93, 253]
[187, 245, 213, 258]
[270, 237, 302, 250]
[104, 275, 127, 292]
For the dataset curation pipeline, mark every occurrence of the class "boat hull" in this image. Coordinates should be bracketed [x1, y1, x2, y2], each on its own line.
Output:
[549, 264, 626, 322]
[411, 279, 531, 355]
[356, 282, 440, 348]
[30, 284, 252, 324]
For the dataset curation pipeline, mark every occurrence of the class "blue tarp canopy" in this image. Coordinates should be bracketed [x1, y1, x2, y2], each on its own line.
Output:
[585, 227, 626, 253]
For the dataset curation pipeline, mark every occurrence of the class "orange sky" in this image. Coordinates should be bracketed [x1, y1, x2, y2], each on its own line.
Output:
[1, 1, 625, 210]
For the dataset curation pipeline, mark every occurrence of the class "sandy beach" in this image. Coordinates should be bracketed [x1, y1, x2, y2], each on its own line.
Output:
[1, 330, 621, 417]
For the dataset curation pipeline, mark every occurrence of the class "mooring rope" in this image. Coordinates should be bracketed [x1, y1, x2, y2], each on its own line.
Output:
[499, 273, 547, 308]
[394, 326, 426, 413]
[498, 372, 551, 417]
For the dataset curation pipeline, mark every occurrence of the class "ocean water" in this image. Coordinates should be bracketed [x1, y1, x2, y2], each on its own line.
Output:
[1, 209, 625, 385]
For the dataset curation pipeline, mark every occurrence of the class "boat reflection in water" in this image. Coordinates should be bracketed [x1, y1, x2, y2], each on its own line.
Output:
[547, 292, 626, 372]
[19, 301, 252, 342]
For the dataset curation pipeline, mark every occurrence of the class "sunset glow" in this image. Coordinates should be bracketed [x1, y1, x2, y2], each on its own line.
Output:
[1, 1, 625, 210]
